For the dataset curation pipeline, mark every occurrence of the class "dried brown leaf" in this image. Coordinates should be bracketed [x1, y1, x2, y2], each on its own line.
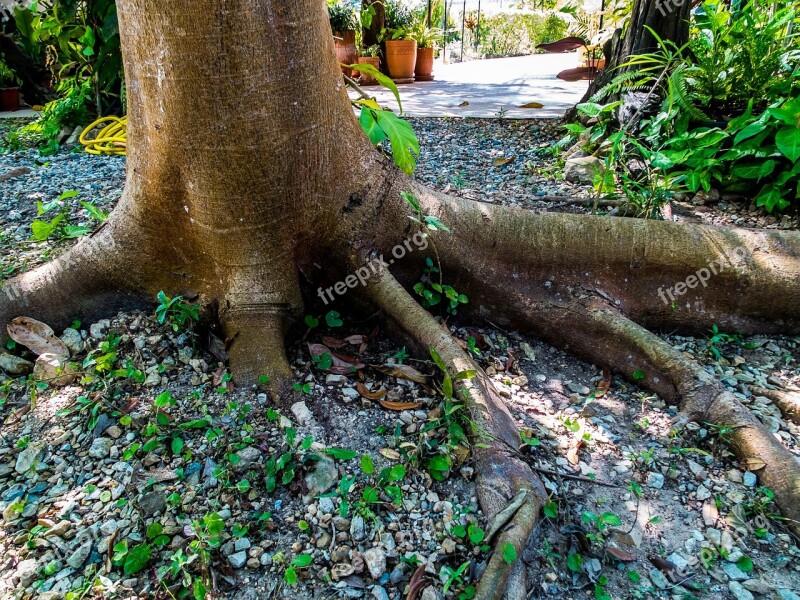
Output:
[606, 547, 636, 562]
[493, 156, 515, 167]
[7, 317, 70, 358]
[379, 400, 423, 411]
[519, 102, 544, 108]
[374, 364, 427, 384]
[356, 381, 387, 400]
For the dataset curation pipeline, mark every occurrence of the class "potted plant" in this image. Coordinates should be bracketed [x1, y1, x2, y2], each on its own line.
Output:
[328, 0, 359, 75]
[357, 45, 382, 85]
[0, 61, 20, 112]
[381, 0, 416, 82]
[409, 18, 442, 81]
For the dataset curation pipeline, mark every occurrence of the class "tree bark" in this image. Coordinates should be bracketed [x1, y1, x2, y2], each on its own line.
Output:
[1, 0, 800, 594]
[566, 0, 693, 120]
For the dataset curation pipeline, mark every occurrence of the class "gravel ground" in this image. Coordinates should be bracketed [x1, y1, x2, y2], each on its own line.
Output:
[0, 118, 799, 600]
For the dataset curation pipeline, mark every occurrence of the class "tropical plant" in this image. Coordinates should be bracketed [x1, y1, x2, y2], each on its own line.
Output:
[409, 17, 443, 49]
[381, 0, 414, 40]
[327, 0, 359, 33]
[0, 61, 19, 87]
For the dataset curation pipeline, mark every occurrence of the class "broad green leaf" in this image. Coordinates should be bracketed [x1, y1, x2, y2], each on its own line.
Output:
[325, 447, 357, 460]
[501, 543, 517, 564]
[359, 107, 387, 145]
[373, 109, 420, 175]
[123, 544, 151, 575]
[776, 126, 800, 162]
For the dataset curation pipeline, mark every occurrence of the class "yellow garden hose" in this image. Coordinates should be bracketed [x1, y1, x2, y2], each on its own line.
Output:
[79, 116, 127, 156]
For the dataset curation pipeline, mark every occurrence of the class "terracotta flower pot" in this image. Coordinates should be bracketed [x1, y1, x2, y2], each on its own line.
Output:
[357, 56, 381, 85]
[0, 88, 20, 112]
[334, 30, 357, 76]
[385, 39, 417, 81]
[414, 47, 435, 81]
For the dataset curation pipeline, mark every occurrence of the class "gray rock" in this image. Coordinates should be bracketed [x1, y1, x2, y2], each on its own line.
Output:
[229, 551, 248, 569]
[351, 514, 367, 542]
[233, 446, 261, 471]
[66, 541, 92, 569]
[728, 582, 754, 600]
[305, 455, 338, 497]
[291, 401, 314, 425]
[60, 328, 85, 354]
[15, 558, 38, 587]
[646, 471, 665, 489]
[15, 440, 47, 474]
[778, 590, 800, 600]
[89, 320, 110, 339]
[420, 586, 443, 600]
[649, 567, 670, 589]
[234, 537, 251, 552]
[371, 586, 390, 600]
[363, 547, 387, 580]
[0, 352, 34, 375]
[138, 491, 166, 516]
[318, 497, 335, 515]
[88, 437, 113, 459]
[564, 156, 604, 186]
[742, 471, 757, 487]
[722, 562, 749, 581]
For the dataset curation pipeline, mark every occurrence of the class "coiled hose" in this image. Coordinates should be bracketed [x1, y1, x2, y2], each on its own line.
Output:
[79, 116, 127, 156]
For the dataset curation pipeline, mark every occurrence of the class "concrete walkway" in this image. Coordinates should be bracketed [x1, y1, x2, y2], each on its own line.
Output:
[354, 52, 589, 119]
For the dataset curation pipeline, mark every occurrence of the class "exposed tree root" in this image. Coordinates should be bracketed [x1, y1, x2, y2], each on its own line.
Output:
[362, 262, 546, 600]
[530, 302, 800, 538]
[751, 386, 800, 425]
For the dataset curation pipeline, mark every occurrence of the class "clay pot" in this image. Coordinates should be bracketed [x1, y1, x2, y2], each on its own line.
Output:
[334, 31, 358, 76]
[0, 87, 20, 112]
[357, 56, 381, 85]
[385, 39, 417, 81]
[414, 47, 435, 80]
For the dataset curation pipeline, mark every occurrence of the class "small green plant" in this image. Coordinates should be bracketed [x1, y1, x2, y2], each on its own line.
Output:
[155, 290, 199, 331]
[580, 510, 621, 544]
[706, 325, 741, 360]
[413, 257, 468, 316]
[283, 553, 314, 587]
[159, 512, 225, 598]
[30, 191, 107, 242]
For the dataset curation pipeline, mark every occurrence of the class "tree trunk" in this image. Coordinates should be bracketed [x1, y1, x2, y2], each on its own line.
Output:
[2, 0, 800, 596]
[566, 0, 693, 119]
[362, 0, 385, 48]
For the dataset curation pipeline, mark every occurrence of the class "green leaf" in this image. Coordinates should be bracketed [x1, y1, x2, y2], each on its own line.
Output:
[544, 500, 558, 519]
[171, 436, 184, 454]
[325, 447, 357, 460]
[284, 566, 298, 586]
[304, 315, 319, 328]
[467, 523, 485, 545]
[292, 553, 314, 568]
[776, 126, 800, 162]
[567, 552, 583, 572]
[123, 544, 151, 575]
[361, 453, 374, 475]
[501, 543, 517, 564]
[359, 107, 388, 145]
[349, 63, 402, 112]
[146, 522, 163, 539]
[387, 464, 406, 481]
[325, 311, 343, 328]
[373, 109, 420, 175]
[736, 556, 754, 573]
[600, 512, 621, 526]
[632, 370, 645, 381]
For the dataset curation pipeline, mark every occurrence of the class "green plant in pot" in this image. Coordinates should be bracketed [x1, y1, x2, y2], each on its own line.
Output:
[409, 17, 443, 81]
[0, 61, 21, 112]
[357, 44, 382, 85]
[328, 0, 359, 74]
[381, 0, 416, 81]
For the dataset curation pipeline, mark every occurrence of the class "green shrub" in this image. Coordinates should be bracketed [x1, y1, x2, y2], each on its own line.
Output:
[471, 12, 567, 58]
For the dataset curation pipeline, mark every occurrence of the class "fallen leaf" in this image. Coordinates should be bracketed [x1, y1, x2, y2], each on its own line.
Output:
[595, 368, 612, 398]
[379, 400, 423, 411]
[7, 317, 70, 358]
[519, 102, 544, 108]
[649, 556, 677, 575]
[322, 336, 347, 349]
[309, 343, 365, 374]
[740, 457, 766, 471]
[373, 364, 427, 384]
[493, 156, 515, 167]
[33, 353, 78, 386]
[457, 100, 469, 107]
[356, 381, 387, 400]
[380, 448, 401, 461]
[519, 342, 536, 362]
[606, 546, 636, 562]
[566, 439, 584, 465]
[557, 66, 598, 82]
[536, 36, 587, 52]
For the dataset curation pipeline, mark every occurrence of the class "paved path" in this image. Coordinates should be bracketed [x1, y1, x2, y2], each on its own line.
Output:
[354, 52, 588, 119]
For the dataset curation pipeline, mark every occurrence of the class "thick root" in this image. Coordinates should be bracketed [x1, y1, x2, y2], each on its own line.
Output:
[540, 303, 800, 537]
[0, 225, 145, 343]
[220, 303, 295, 391]
[362, 262, 546, 600]
[751, 386, 800, 425]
